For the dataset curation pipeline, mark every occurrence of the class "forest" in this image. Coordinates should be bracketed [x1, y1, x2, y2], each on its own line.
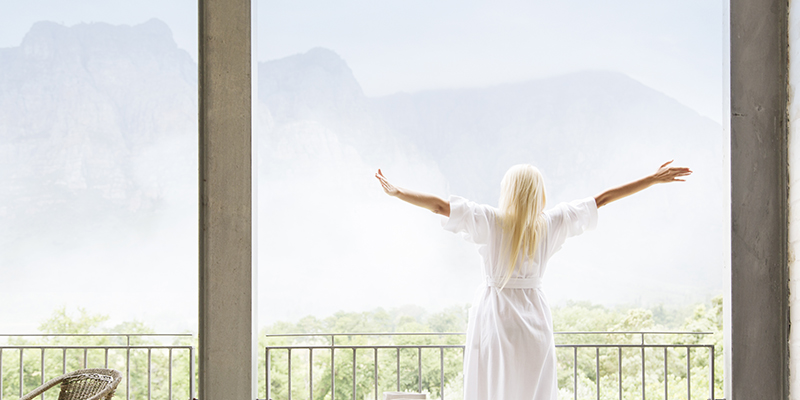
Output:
[1, 298, 722, 400]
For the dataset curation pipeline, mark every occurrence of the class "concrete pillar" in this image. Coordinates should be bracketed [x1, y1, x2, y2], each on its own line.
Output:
[730, 0, 788, 398]
[788, 1, 800, 398]
[198, 0, 255, 398]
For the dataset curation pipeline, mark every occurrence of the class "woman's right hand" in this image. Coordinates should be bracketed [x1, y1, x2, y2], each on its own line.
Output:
[374, 169, 450, 215]
[375, 169, 399, 196]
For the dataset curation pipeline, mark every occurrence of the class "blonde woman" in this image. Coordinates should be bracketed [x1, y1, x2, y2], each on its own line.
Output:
[375, 161, 691, 400]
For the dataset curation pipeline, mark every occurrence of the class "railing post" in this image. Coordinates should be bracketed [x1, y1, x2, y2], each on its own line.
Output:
[641, 346, 646, 400]
[618, 347, 622, 400]
[266, 348, 270, 400]
[126, 347, 131, 400]
[190, 346, 195, 400]
[573, 347, 577, 400]
[664, 347, 668, 400]
[168, 348, 173, 400]
[440, 347, 444, 400]
[40, 348, 45, 399]
[147, 348, 152, 400]
[596, 347, 600, 400]
[417, 347, 422, 393]
[19, 348, 23, 398]
[352, 349, 356, 400]
[709, 345, 715, 400]
[331, 335, 336, 400]
[687, 347, 691, 400]
[396, 348, 400, 392]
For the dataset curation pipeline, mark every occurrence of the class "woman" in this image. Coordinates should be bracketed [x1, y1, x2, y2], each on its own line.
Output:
[375, 161, 691, 400]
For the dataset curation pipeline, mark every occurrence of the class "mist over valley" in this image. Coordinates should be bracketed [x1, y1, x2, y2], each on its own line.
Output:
[0, 20, 725, 331]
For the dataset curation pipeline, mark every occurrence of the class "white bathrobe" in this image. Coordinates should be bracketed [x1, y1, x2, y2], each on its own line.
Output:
[443, 196, 598, 400]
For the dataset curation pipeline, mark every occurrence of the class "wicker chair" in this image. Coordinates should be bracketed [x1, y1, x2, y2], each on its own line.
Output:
[19, 368, 122, 400]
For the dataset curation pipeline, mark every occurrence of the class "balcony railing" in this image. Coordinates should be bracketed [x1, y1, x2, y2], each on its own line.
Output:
[0, 334, 194, 400]
[1, 331, 717, 400]
[264, 332, 717, 400]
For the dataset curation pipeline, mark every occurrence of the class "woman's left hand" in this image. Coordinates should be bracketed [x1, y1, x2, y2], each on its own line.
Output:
[651, 160, 693, 183]
[594, 160, 692, 208]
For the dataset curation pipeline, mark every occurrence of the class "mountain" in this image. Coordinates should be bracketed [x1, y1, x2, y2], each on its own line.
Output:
[257, 48, 722, 205]
[256, 48, 725, 318]
[372, 71, 723, 204]
[0, 19, 197, 246]
[0, 20, 199, 332]
[0, 21, 725, 331]
[257, 47, 414, 166]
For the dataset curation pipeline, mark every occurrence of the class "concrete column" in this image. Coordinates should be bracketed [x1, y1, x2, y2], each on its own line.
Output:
[198, 0, 255, 398]
[730, 0, 788, 398]
[788, 1, 800, 398]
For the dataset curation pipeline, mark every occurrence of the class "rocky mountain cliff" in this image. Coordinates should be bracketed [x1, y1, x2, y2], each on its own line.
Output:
[0, 20, 199, 331]
[254, 47, 725, 322]
[373, 71, 722, 204]
[0, 20, 725, 329]
[0, 19, 197, 242]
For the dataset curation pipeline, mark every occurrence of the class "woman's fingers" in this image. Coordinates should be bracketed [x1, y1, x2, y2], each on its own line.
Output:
[375, 169, 398, 195]
[665, 166, 692, 182]
[651, 162, 692, 183]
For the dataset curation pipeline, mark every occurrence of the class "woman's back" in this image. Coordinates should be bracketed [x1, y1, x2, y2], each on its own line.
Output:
[444, 195, 598, 400]
[375, 161, 691, 400]
[445, 196, 598, 284]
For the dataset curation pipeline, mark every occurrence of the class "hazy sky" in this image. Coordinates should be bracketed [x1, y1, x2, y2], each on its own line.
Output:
[1, 0, 724, 122]
[0, 0, 726, 332]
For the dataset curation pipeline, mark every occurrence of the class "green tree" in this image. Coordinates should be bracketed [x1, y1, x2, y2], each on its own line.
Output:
[7, 299, 724, 400]
[4, 308, 194, 400]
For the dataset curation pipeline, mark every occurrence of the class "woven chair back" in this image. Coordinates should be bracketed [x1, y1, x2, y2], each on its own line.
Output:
[57, 369, 122, 400]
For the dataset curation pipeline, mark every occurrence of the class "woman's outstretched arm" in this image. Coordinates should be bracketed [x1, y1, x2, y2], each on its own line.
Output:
[375, 169, 451, 217]
[594, 161, 692, 208]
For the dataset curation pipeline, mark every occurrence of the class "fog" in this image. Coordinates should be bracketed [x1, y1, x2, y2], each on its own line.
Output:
[0, 1, 725, 332]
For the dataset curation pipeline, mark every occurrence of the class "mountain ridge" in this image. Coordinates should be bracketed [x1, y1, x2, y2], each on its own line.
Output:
[0, 20, 725, 329]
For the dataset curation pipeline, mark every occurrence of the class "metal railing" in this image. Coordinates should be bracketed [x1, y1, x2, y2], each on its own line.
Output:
[264, 331, 717, 400]
[0, 334, 195, 400]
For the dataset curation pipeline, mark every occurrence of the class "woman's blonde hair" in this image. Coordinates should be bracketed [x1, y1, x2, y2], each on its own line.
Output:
[498, 164, 547, 288]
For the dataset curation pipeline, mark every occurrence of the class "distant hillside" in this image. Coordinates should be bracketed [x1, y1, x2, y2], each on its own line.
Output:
[255, 47, 725, 319]
[0, 21, 726, 331]
[0, 19, 197, 246]
[372, 71, 723, 204]
[0, 20, 199, 332]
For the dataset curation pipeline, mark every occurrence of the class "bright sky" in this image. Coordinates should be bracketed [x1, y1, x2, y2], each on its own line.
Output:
[0, 0, 726, 331]
[0, 0, 724, 122]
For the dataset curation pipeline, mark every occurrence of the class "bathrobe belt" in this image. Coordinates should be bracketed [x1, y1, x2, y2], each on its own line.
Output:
[486, 276, 542, 289]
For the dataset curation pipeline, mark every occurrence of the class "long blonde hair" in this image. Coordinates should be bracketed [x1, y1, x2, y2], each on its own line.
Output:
[497, 164, 547, 288]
